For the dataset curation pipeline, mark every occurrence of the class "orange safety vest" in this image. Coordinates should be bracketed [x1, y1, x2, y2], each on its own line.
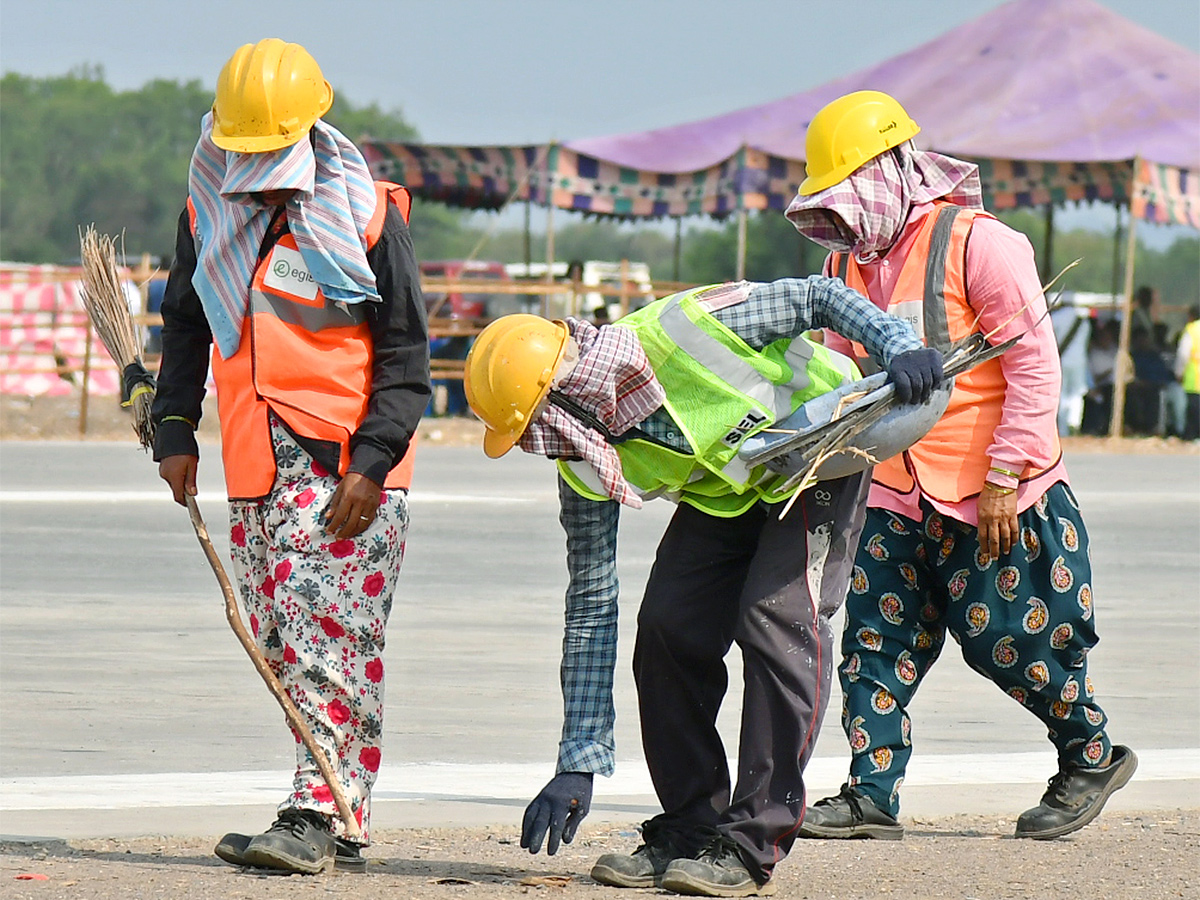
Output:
[832, 202, 1059, 504]
[188, 181, 417, 500]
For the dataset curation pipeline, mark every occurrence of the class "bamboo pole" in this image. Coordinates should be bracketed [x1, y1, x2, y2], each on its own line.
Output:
[1041, 202, 1055, 285]
[186, 496, 362, 838]
[1109, 157, 1141, 439]
[79, 319, 92, 438]
[735, 207, 748, 281]
[673, 217, 682, 282]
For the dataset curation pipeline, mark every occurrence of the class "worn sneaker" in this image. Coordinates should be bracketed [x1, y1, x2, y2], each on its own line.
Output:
[1016, 745, 1138, 840]
[659, 833, 775, 898]
[797, 784, 904, 840]
[240, 809, 339, 874]
[214, 830, 366, 872]
[590, 814, 698, 888]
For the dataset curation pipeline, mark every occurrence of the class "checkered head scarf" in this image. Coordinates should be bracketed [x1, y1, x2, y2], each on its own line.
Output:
[518, 318, 665, 508]
[785, 143, 983, 263]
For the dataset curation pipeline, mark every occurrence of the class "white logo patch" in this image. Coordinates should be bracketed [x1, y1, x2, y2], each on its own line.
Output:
[263, 244, 320, 302]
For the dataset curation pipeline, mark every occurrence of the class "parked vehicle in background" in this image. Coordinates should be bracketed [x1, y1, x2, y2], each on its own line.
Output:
[419, 260, 511, 320]
[504, 260, 655, 320]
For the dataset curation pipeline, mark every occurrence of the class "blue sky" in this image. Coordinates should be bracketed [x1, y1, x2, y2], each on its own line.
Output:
[2, 0, 1196, 243]
[2, 0, 1195, 145]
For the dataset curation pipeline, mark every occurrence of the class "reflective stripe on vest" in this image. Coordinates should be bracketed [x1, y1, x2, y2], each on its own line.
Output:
[557, 284, 860, 516]
[837, 203, 1058, 503]
[203, 181, 415, 499]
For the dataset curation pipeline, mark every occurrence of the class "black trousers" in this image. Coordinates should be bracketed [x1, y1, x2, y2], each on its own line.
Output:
[633, 472, 868, 882]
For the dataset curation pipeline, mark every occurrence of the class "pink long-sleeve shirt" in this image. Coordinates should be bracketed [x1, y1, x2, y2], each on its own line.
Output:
[823, 202, 1069, 526]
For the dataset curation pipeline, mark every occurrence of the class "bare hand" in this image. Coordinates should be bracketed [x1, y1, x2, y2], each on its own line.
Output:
[324, 472, 383, 539]
[977, 485, 1018, 564]
[159, 455, 199, 506]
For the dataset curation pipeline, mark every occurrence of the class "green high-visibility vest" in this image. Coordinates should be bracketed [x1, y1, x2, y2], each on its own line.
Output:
[1183, 320, 1200, 394]
[558, 284, 861, 517]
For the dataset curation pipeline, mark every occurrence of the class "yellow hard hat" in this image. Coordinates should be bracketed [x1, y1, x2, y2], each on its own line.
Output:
[798, 90, 920, 196]
[464, 315, 571, 458]
[212, 38, 333, 152]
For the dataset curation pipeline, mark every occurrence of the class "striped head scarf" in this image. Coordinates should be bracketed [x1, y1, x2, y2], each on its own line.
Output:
[188, 111, 380, 358]
[518, 318, 665, 508]
[785, 144, 983, 263]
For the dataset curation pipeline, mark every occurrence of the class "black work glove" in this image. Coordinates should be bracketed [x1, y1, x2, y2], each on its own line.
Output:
[886, 347, 944, 404]
[520, 771, 593, 855]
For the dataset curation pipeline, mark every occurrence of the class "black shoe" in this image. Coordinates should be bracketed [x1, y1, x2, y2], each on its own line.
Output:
[590, 814, 700, 888]
[241, 809, 339, 874]
[1016, 745, 1138, 840]
[659, 833, 775, 897]
[796, 784, 904, 840]
[214, 832, 253, 867]
[216, 826, 367, 872]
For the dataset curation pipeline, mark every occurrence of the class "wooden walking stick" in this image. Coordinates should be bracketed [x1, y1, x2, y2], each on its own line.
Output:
[185, 495, 362, 838]
[78, 226, 361, 838]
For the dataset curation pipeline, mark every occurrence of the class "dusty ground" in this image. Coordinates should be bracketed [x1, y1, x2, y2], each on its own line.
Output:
[1, 812, 1197, 900]
[2, 393, 1199, 456]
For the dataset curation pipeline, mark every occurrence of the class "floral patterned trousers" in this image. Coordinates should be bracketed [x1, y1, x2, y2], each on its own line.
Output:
[227, 417, 408, 843]
[838, 482, 1110, 817]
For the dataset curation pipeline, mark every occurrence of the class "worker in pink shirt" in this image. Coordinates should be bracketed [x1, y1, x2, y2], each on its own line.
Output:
[785, 91, 1135, 842]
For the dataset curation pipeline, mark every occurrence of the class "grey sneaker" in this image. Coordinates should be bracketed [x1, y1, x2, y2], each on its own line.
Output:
[797, 784, 904, 840]
[216, 825, 367, 872]
[1016, 745, 1138, 840]
[240, 809, 339, 874]
[659, 834, 775, 897]
[590, 815, 697, 888]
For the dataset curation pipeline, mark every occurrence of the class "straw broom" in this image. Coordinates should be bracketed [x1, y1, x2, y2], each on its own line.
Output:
[78, 227, 156, 449]
[77, 226, 362, 839]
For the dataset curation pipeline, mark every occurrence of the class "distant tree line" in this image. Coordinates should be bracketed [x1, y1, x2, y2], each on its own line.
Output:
[2, 71, 1195, 314]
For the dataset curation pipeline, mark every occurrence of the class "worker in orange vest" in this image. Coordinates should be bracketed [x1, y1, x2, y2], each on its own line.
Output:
[153, 38, 429, 874]
[785, 91, 1135, 842]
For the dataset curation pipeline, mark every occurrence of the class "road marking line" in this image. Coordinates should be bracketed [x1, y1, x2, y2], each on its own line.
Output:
[2, 750, 1195, 811]
[0, 490, 535, 505]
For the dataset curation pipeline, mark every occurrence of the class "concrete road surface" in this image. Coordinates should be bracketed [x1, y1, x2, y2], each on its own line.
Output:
[1, 442, 1197, 841]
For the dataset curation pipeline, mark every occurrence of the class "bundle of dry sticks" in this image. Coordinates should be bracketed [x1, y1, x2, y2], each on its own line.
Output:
[77, 225, 157, 449]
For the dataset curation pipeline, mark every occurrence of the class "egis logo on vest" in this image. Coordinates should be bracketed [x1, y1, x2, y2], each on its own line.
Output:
[264, 244, 320, 302]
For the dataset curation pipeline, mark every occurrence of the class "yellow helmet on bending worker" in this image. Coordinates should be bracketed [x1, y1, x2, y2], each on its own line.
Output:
[211, 38, 333, 152]
[464, 315, 572, 458]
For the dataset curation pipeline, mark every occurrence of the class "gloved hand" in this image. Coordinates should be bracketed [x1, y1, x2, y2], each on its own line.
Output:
[520, 771, 593, 855]
[886, 347, 944, 404]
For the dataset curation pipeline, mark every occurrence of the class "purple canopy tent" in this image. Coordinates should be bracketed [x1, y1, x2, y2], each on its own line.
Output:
[363, 0, 1197, 269]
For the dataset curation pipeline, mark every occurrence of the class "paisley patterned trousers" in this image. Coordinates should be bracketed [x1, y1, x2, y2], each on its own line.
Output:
[838, 482, 1110, 817]
[227, 417, 409, 843]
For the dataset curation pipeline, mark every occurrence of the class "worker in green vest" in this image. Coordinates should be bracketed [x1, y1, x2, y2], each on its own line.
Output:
[1175, 305, 1200, 440]
[464, 277, 942, 897]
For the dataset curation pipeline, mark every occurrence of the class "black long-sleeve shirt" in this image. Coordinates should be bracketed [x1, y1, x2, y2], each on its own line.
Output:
[151, 202, 431, 487]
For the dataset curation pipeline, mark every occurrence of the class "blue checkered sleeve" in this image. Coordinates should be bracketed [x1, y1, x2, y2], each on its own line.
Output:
[721, 277, 923, 363]
[555, 474, 621, 776]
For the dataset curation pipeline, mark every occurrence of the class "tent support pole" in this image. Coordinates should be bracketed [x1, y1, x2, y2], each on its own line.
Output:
[1109, 157, 1141, 439]
[735, 208, 748, 281]
[1041, 202, 1055, 285]
[673, 217, 682, 282]
[1110, 202, 1124, 300]
[524, 198, 532, 268]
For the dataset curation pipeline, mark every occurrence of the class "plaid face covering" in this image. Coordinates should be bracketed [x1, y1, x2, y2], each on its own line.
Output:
[785, 144, 983, 263]
[188, 112, 380, 358]
[518, 318, 665, 508]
